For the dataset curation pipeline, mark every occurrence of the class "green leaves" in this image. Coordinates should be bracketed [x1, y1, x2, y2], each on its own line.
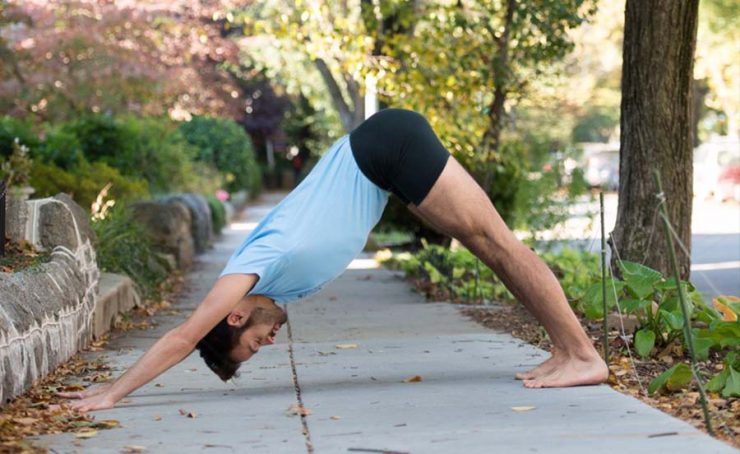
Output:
[648, 363, 693, 395]
[620, 299, 652, 315]
[582, 278, 623, 320]
[706, 353, 740, 398]
[634, 329, 656, 358]
[423, 261, 446, 285]
[618, 261, 662, 299]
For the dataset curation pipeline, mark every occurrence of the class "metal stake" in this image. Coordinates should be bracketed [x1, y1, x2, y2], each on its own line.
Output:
[0, 179, 6, 257]
[600, 191, 608, 363]
[653, 169, 713, 435]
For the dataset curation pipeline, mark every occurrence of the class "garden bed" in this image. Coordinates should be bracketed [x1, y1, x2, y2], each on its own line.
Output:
[0, 239, 51, 273]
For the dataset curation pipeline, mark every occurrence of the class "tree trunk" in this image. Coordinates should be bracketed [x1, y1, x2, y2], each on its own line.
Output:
[611, 0, 699, 279]
[480, 0, 515, 193]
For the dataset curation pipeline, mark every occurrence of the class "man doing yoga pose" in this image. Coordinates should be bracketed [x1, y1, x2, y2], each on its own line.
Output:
[62, 109, 609, 412]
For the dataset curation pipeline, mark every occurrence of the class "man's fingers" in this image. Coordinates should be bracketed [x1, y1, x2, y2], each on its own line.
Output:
[56, 391, 83, 399]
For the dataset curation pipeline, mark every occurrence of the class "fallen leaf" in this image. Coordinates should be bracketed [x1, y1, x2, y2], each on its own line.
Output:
[96, 419, 120, 429]
[511, 406, 536, 412]
[403, 375, 423, 383]
[153, 416, 162, 421]
[178, 409, 197, 418]
[61, 384, 85, 392]
[713, 296, 739, 322]
[335, 344, 358, 350]
[75, 429, 98, 439]
[330, 416, 341, 420]
[122, 445, 147, 453]
[286, 404, 312, 417]
[17, 417, 38, 426]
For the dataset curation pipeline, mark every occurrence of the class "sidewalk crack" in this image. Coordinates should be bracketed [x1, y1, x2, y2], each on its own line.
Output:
[285, 305, 314, 453]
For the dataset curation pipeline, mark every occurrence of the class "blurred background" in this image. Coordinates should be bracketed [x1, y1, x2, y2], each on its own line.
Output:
[0, 0, 737, 294]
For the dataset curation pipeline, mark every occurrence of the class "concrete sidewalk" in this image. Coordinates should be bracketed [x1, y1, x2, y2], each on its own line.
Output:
[34, 193, 735, 453]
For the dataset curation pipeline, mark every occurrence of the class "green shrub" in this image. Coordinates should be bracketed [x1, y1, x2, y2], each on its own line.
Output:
[59, 114, 132, 163]
[59, 114, 200, 194]
[116, 116, 200, 194]
[383, 240, 511, 303]
[178, 116, 262, 195]
[180, 161, 225, 197]
[37, 125, 84, 169]
[92, 205, 169, 299]
[205, 194, 226, 235]
[0, 116, 39, 158]
[30, 160, 150, 210]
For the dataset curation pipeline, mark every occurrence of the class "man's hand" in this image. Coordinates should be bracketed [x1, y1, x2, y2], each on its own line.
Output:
[58, 383, 116, 412]
[67, 392, 116, 412]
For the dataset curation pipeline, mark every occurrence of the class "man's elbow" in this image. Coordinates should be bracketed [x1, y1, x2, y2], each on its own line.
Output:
[164, 328, 199, 353]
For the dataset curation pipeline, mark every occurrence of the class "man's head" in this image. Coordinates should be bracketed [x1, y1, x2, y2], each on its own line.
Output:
[196, 295, 287, 381]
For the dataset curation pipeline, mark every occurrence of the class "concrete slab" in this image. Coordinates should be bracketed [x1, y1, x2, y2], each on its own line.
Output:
[93, 273, 141, 339]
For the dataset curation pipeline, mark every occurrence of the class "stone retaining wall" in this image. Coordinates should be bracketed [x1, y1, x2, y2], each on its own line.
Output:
[0, 191, 219, 405]
[0, 194, 98, 404]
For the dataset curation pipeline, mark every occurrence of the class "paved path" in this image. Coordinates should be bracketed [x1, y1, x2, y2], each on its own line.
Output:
[35, 193, 736, 453]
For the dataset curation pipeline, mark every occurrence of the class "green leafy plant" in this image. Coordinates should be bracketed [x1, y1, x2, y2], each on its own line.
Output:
[178, 116, 262, 195]
[0, 138, 33, 187]
[205, 194, 226, 235]
[30, 160, 150, 210]
[648, 363, 694, 395]
[580, 261, 726, 353]
[0, 116, 39, 159]
[384, 240, 511, 303]
[60, 114, 204, 195]
[706, 352, 740, 398]
[91, 205, 169, 299]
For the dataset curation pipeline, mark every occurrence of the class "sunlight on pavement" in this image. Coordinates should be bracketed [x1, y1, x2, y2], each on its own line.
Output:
[691, 261, 740, 271]
[346, 258, 380, 270]
[231, 221, 259, 231]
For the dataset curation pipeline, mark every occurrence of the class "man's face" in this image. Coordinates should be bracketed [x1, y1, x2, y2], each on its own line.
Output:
[229, 323, 281, 363]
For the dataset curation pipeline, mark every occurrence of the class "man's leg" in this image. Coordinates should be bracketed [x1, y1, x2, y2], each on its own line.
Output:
[409, 156, 608, 388]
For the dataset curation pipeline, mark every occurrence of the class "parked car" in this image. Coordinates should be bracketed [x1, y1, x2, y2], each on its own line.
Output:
[581, 142, 620, 190]
[693, 137, 740, 202]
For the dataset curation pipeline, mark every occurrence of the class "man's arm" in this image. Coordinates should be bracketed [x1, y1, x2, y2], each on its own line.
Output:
[60, 274, 258, 412]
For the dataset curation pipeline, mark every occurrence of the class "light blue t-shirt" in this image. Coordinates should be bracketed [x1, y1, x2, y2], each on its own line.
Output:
[220, 135, 389, 303]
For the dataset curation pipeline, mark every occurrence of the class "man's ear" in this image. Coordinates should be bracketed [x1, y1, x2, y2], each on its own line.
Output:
[226, 309, 249, 328]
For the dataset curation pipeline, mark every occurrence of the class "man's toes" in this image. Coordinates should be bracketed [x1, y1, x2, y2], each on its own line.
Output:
[515, 372, 534, 380]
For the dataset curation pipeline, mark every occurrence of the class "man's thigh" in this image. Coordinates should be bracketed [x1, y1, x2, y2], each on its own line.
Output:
[409, 156, 516, 247]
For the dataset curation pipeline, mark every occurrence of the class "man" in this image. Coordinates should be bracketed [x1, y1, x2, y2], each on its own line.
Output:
[62, 109, 608, 412]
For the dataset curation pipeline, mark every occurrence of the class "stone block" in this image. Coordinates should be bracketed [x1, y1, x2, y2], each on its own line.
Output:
[129, 200, 193, 269]
[4, 194, 29, 244]
[93, 273, 141, 339]
[163, 193, 213, 254]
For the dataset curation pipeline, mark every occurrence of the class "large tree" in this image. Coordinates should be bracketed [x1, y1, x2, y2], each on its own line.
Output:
[611, 0, 700, 278]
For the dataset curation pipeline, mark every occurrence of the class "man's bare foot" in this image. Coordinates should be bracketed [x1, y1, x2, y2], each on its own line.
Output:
[522, 354, 608, 388]
[515, 354, 565, 380]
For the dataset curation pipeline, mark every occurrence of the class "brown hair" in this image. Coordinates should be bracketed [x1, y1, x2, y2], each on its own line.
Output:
[196, 299, 286, 381]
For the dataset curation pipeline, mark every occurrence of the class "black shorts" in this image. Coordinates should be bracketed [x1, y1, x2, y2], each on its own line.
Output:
[349, 109, 451, 206]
